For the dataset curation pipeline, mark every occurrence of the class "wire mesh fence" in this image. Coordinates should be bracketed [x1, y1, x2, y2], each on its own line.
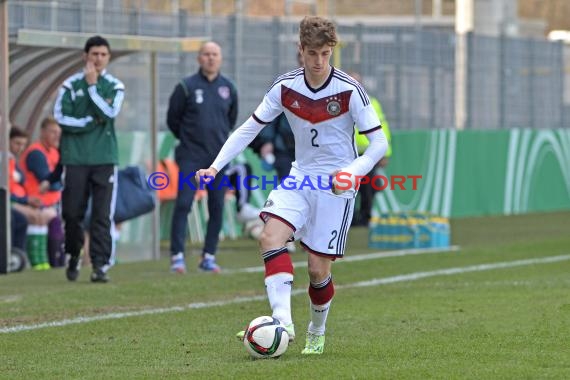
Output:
[7, 0, 569, 131]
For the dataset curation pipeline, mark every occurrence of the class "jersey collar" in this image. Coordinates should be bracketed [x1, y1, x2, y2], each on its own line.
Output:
[304, 66, 335, 93]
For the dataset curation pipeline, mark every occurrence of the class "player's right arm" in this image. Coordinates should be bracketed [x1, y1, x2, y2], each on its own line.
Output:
[197, 82, 284, 183]
[196, 116, 268, 184]
[196, 117, 266, 184]
[209, 116, 266, 170]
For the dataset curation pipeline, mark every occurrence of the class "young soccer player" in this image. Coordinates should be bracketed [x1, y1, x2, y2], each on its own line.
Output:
[196, 16, 388, 354]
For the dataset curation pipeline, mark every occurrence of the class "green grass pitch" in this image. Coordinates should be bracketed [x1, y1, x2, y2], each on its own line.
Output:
[1, 211, 569, 379]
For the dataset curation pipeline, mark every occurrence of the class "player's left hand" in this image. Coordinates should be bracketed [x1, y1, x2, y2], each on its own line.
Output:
[378, 157, 389, 168]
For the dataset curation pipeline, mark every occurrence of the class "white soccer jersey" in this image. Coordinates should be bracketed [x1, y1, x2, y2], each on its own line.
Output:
[253, 67, 381, 181]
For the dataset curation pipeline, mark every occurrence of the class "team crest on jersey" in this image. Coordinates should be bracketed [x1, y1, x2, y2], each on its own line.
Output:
[195, 89, 204, 104]
[281, 86, 351, 123]
[326, 100, 341, 116]
[218, 86, 230, 99]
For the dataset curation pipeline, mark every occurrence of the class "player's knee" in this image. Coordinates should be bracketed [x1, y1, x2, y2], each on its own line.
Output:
[258, 230, 287, 251]
[307, 266, 329, 283]
[258, 230, 276, 250]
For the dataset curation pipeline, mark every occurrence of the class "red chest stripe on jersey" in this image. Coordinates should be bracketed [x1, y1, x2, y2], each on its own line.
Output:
[281, 86, 352, 124]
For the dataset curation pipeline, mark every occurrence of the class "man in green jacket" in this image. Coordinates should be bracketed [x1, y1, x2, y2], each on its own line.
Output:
[54, 35, 125, 283]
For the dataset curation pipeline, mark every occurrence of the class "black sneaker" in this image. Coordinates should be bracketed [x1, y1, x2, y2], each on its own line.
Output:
[66, 255, 81, 282]
[90, 268, 110, 283]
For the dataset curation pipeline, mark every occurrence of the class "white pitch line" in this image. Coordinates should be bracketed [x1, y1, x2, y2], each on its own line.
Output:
[1, 253, 568, 334]
[341, 254, 570, 288]
[230, 245, 461, 274]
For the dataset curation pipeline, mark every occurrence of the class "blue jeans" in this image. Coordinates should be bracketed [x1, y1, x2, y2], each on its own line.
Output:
[170, 161, 226, 256]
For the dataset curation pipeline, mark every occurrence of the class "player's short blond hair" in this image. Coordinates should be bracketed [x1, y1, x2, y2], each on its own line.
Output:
[299, 16, 337, 49]
[40, 116, 59, 130]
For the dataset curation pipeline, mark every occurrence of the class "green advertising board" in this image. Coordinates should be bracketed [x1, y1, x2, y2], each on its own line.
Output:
[375, 129, 570, 218]
[113, 128, 570, 252]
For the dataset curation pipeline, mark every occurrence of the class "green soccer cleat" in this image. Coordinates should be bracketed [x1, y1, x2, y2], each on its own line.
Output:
[237, 323, 295, 342]
[301, 332, 325, 355]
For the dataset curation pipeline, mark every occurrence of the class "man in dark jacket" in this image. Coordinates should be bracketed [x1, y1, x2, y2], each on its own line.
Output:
[54, 35, 125, 283]
[167, 41, 238, 273]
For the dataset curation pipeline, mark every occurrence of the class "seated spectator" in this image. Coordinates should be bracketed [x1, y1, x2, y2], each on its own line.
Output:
[20, 116, 64, 268]
[9, 126, 57, 270]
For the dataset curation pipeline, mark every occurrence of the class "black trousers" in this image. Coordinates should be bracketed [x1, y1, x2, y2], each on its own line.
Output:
[170, 160, 225, 256]
[354, 168, 378, 225]
[62, 164, 116, 269]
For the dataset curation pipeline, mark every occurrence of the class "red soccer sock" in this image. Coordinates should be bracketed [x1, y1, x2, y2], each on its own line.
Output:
[263, 247, 294, 277]
[307, 275, 334, 335]
[308, 274, 334, 305]
[263, 247, 294, 326]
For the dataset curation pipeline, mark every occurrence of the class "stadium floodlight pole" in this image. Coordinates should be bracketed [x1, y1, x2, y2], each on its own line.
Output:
[0, 0, 11, 274]
[455, 0, 473, 130]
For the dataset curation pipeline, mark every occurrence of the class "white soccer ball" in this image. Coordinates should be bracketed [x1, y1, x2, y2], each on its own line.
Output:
[244, 219, 264, 240]
[243, 316, 289, 359]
